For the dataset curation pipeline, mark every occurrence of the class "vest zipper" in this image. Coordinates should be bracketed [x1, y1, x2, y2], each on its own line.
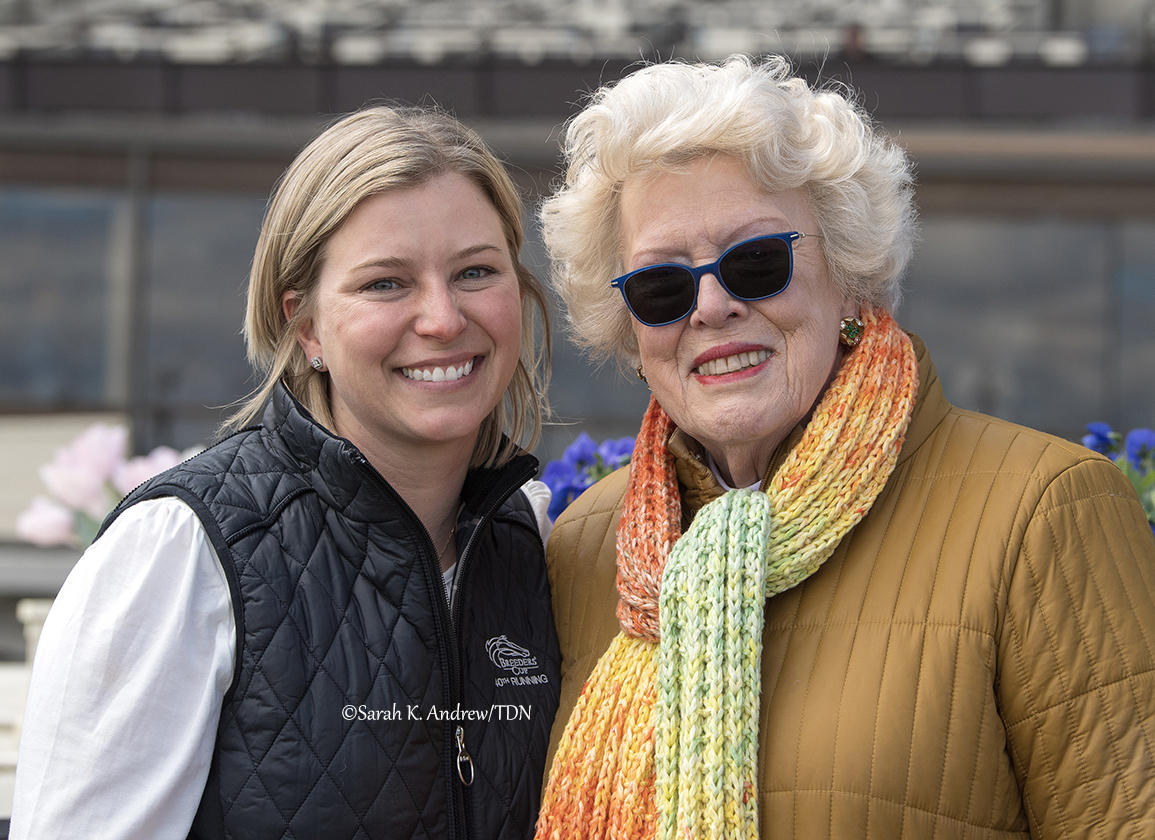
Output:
[351, 449, 537, 840]
[447, 455, 537, 840]
[455, 724, 475, 785]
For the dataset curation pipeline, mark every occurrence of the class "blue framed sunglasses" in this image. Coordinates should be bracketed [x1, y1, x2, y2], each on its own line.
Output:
[610, 231, 815, 327]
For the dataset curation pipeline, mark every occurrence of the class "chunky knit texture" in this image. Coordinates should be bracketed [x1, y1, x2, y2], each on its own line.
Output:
[536, 308, 919, 840]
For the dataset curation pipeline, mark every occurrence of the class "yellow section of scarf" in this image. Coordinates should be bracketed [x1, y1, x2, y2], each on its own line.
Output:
[537, 308, 919, 839]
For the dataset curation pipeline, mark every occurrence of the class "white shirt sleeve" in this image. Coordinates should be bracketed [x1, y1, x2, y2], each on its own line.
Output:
[9, 497, 235, 840]
[520, 478, 553, 545]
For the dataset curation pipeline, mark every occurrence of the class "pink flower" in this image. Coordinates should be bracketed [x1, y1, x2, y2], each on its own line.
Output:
[71, 423, 129, 476]
[39, 423, 128, 519]
[16, 496, 78, 548]
[112, 446, 185, 496]
[18, 423, 202, 550]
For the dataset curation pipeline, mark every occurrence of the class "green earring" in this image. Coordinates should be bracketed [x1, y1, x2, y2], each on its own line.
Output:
[839, 317, 864, 348]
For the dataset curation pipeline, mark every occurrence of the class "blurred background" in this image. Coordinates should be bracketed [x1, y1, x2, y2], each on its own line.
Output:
[1, 0, 1155, 818]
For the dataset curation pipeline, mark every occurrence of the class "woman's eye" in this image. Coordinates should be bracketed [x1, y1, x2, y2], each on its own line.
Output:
[460, 266, 491, 281]
[367, 278, 398, 291]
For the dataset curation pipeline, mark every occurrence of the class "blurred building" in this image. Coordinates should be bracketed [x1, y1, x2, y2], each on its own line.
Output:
[0, 0, 1154, 608]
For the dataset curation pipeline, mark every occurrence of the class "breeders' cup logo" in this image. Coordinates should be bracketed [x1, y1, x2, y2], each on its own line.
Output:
[486, 635, 538, 675]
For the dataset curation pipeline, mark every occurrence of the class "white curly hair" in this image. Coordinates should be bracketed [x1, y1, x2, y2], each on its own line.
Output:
[540, 54, 918, 365]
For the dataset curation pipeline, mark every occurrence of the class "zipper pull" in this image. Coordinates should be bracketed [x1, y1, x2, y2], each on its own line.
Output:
[455, 725, 474, 786]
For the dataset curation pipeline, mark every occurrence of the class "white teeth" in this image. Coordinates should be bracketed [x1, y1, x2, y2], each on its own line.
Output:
[696, 349, 770, 376]
[402, 359, 475, 382]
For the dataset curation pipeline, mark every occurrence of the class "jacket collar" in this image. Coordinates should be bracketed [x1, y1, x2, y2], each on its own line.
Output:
[897, 333, 951, 466]
[264, 382, 538, 520]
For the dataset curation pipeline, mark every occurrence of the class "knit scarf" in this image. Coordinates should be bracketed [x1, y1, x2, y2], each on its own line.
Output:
[535, 308, 919, 840]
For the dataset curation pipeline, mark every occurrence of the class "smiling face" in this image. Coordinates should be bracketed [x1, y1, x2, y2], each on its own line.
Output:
[287, 172, 523, 468]
[620, 154, 857, 486]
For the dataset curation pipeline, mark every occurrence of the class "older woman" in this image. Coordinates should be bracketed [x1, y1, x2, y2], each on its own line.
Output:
[13, 106, 559, 839]
[535, 57, 1155, 839]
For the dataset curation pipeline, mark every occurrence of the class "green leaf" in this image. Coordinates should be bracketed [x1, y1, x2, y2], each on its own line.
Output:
[73, 512, 102, 549]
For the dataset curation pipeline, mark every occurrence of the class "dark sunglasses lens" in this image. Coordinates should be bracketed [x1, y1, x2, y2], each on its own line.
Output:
[623, 265, 696, 325]
[719, 237, 792, 299]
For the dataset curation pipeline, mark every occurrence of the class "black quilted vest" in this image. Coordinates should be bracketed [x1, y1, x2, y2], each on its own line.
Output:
[103, 385, 560, 840]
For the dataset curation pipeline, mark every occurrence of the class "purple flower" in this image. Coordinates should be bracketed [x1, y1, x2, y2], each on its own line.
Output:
[1124, 428, 1155, 471]
[541, 458, 584, 521]
[1081, 422, 1117, 455]
[542, 433, 636, 520]
[597, 436, 636, 466]
[1082, 423, 1155, 538]
[545, 483, 585, 522]
[561, 432, 599, 470]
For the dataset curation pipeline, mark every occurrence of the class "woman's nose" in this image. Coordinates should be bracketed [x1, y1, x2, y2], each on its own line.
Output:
[689, 271, 746, 327]
[415, 283, 468, 338]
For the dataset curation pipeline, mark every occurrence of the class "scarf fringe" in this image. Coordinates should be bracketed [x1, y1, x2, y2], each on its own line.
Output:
[536, 635, 659, 840]
[657, 491, 769, 839]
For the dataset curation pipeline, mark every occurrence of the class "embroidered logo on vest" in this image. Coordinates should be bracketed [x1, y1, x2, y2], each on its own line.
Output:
[486, 635, 538, 674]
[486, 635, 550, 688]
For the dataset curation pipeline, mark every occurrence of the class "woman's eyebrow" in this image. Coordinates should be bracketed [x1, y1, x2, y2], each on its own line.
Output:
[351, 243, 505, 273]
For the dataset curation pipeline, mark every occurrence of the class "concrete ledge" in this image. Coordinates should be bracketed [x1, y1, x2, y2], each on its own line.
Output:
[0, 545, 79, 597]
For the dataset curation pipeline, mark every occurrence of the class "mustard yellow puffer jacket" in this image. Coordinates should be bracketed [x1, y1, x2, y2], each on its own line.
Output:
[544, 338, 1155, 839]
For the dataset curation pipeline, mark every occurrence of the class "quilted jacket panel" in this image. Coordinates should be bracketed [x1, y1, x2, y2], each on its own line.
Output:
[543, 336, 1155, 839]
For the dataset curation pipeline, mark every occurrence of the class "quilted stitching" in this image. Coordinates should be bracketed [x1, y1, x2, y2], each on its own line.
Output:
[114, 387, 560, 840]
[543, 343, 1155, 839]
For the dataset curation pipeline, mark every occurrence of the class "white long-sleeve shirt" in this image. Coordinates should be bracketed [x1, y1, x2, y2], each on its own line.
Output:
[10, 482, 552, 840]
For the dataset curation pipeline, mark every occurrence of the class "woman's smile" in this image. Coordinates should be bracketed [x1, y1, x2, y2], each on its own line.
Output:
[400, 356, 478, 383]
[692, 345, 773, 378]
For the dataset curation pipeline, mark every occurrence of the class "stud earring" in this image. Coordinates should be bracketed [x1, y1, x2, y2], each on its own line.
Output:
[839, 317, 864, 348]
[310, 356, 324, 371]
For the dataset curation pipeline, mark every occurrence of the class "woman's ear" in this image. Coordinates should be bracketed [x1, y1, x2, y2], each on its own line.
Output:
[282, 291, 321, 360]
[841, 298, 862, 322]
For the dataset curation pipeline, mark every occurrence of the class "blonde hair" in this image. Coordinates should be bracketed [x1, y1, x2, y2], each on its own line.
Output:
[540, 55, 917, 365]
[225, 105, 550, 468]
